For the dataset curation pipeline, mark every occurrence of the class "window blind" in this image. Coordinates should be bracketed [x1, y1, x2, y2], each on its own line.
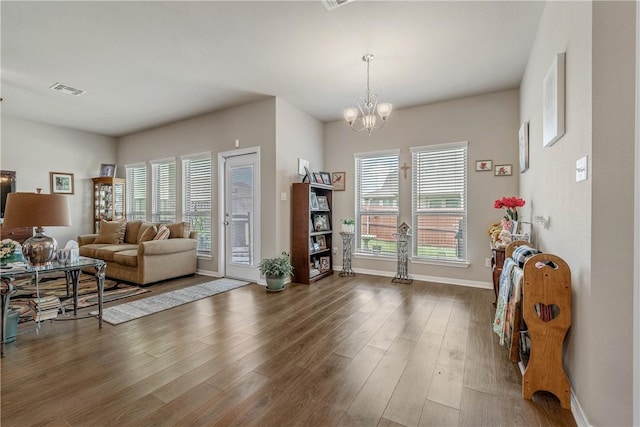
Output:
[354, 151, 399, 255]
[151, 158, 176, 223]
[125, 163, 147, 221]
[182, 154, 212, 254]
[411, 142, 467, 262]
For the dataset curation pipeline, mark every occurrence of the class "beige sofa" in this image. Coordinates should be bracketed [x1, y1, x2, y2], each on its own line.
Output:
[78, 220, 198, 285]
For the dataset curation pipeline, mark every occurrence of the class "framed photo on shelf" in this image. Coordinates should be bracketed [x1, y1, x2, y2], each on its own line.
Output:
[319, 256, 330, 272]
[50, 172, 74, 194]
[316, 235, 327, 249]
[319, 172, 332, 185]
[313, 173, 324, 184]
[99, 163, 116, 177]
[298, 158, 310, 176]
[494, 164, 513, 176]
[309, 237, 315, 250]
[313, 213, 330, 231]
[303, 166, 313, 183]
[332, 171, 346, 191]
[317, 195, 329, 210]
[310, 192, 319, 210]
[475, 160, 492, 172]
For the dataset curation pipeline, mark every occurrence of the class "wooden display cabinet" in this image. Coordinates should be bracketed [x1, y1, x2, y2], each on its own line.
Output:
[291, 182, 333, 284]
[92, 177, 126, 233]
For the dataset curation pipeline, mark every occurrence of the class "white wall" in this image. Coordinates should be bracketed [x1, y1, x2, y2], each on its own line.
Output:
[325, 89, 519, 287]
[117, 98, 276, 275]
[274, 98, 324, 257]
[0, 116, 117, 245]
[520, 2, 636, 425]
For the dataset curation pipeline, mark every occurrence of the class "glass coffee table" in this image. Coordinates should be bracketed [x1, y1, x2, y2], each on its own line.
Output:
[0, 256, 106, 356]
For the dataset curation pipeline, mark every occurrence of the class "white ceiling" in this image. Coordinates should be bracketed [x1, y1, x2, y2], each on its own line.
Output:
[1, 1, 545, 137]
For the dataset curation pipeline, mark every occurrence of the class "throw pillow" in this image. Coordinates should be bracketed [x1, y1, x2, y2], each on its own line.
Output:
[94, 220, 126, 244]
[153, 224, 170, 240]
[166, 221, 190, 239]
[138, 225, 158, 242]
[124, 221, 142, 244]
[137, 222, 158, 243]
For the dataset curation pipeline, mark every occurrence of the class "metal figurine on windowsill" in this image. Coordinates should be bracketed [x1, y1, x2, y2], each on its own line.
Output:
[392, 222, 413, 284]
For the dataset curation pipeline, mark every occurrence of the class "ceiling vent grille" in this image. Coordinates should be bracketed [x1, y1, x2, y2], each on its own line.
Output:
[49, 82, 86, 96]
[322, 0, 354, 11]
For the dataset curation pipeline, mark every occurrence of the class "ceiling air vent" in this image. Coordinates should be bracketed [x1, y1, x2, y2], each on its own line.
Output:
[322, 0, 354, 11]
[49, 82, 86, 96]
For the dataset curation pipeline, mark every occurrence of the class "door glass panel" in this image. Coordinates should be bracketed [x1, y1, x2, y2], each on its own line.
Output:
[230, 165, 253, 265]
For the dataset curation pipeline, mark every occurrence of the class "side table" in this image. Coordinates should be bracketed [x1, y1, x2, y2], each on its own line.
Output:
[339, 232, 356, 277]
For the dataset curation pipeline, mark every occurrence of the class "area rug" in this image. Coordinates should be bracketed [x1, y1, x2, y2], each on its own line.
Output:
[92, 278, 251, 325]
[9, 273, 149, 323]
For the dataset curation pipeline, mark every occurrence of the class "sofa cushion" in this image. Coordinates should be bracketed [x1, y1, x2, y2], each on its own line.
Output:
[166, 222, 190, 239]
[92, 244, 139, 262]
[124, 221, 143, 244]
[94, 221, 126, 244]
[154, 224, 170, 240]
[113, 249, 138, 267]
[79, 243, 113, 258]
[139, 225, 158, 242]
[137, 222, 158, 243]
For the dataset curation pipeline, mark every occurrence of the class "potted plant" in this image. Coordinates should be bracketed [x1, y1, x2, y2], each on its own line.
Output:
[258, 251, 294, 292]
[341, 218, 355, 233]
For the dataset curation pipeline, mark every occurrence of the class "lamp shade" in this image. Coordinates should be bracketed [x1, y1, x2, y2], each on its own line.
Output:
[3, 192, 71, 228]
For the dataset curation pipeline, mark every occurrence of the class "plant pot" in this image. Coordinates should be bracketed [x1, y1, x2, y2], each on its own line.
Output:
[265, 274, 286, 292]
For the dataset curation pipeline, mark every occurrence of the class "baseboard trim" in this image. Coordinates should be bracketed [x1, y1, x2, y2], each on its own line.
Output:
[195, 269, 221, 278]
[332, 265, 492, 290]
[571, 387, 591, 427]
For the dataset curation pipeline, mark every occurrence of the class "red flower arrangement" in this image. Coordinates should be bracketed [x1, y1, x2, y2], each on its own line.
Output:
[494, 196, 526, 221]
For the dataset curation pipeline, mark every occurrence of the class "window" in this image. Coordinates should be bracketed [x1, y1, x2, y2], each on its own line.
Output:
[354, 151, 399, 256]
[411, 141, 467, 263]
[182, 153, 212, 255]
[125, 163, 147, 221]
[151, 158, 176, 223]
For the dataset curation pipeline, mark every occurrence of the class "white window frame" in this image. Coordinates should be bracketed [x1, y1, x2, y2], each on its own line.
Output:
[411, 141, 468, 266]
[124, 162, 147, 221]
[354, 149, 400, 257]
[150, 157, 177, 223]
[182, 152, 212, 257]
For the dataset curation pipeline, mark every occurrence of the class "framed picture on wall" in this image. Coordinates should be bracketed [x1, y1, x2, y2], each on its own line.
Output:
[519, 121, 529, 172]
[50, 172, 74, 194]
[332, 171, 346, 190]
[475, 160, 493, 172]
[542, 52, 566, 147]
[494, 164, 513, 176]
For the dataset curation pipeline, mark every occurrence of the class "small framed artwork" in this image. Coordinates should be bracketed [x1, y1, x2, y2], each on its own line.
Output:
[494, 164, 513, 176]
[316, 235, 327, 249]
[332, 171, 346, 191]
[303, 166, 313, 183]
[543, 52, 566, 147]
[475, 160, 493, 172]
[317, 195, 329, 210]
[310, 192, 319, 211]
[50, 172, 74, 194]
[313, 173, 324, 184]
[319, 256, 330, 272]
[313, 213, 330, 231]
[319, 172, 332, 186]
[519, 121, 529, 173]
[100, 163, 116, 177]
[298, 158, 310, 176]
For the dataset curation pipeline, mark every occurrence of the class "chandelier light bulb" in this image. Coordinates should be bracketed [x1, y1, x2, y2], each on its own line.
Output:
[343, 53, 392, 135]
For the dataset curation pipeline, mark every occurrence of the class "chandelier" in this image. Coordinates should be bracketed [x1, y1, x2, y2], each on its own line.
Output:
[343, 54, 393, 135]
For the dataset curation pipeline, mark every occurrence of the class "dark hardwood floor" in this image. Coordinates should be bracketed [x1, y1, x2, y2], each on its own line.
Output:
[1, 273, 576, 426]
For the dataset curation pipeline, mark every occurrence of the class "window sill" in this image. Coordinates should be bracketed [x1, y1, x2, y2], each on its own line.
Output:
[197, 253, 213, 261]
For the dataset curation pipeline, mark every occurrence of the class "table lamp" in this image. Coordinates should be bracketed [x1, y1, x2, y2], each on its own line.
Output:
[3, 189, 72, 265]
